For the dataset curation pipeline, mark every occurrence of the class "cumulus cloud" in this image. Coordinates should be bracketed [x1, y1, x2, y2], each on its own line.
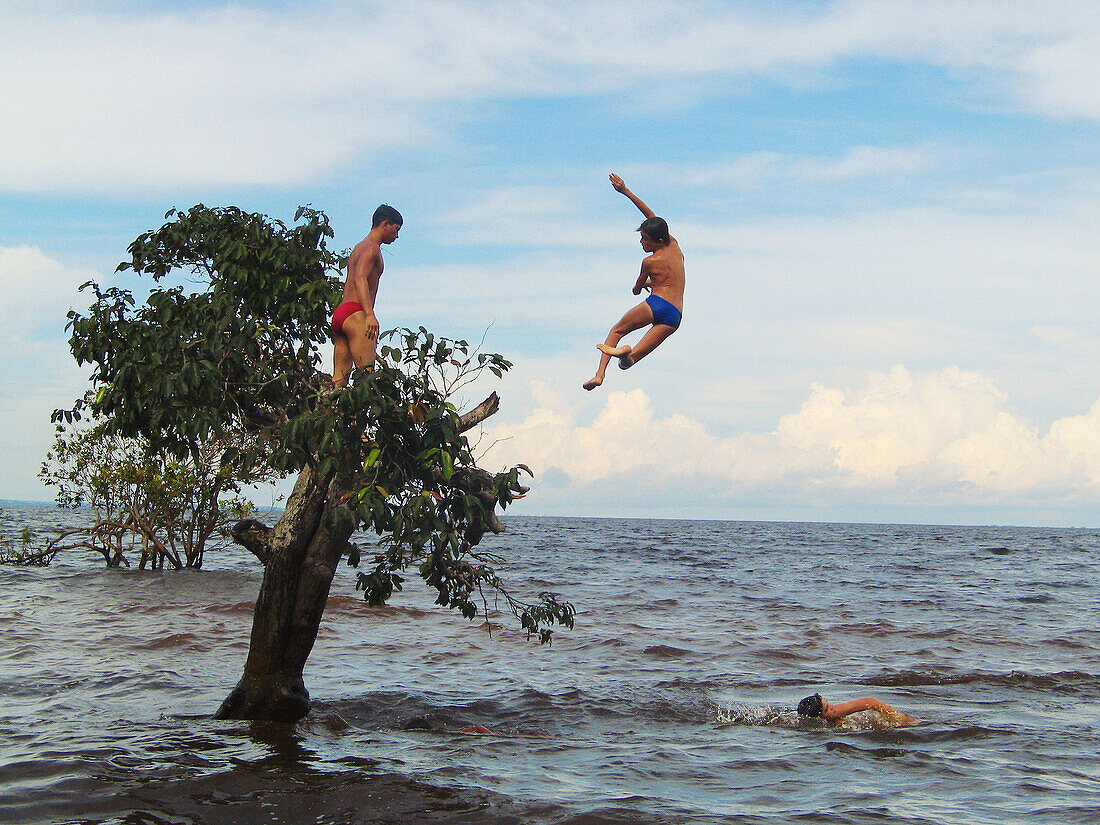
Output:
[3, 1, 1099, 192]
[479, 366, 1100, 503]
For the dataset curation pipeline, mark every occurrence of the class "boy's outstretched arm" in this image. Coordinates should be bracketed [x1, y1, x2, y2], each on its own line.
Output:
[610, 173, 655, 219]
[825, 697, 917, 723]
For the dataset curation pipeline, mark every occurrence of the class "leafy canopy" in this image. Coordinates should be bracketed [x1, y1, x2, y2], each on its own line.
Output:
[60, 204, 574, 640]
[62, 204, 339, 468]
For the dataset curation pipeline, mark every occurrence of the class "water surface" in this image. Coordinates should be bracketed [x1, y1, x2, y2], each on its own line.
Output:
[1, 505, 1098, 823]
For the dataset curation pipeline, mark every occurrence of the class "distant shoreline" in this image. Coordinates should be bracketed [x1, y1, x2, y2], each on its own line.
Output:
[2, 500, 1094, 531]
[0, 500, 287, 518]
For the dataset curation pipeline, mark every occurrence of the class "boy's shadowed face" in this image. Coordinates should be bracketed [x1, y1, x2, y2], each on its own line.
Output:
[380, 221, 401, 243]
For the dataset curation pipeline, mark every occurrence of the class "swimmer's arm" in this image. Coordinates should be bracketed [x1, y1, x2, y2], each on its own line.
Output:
[824, 697, 907, 722]
[610, 173, 655, 219]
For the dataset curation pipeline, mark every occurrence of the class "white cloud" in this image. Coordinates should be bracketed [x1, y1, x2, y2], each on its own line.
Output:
[657, 145, 939, 189]
[0, 246, 98, 499]
[432, 186, 617, 249]
[809, 144, 936, 180]
[479, 366, 1100, 505]
[3, 1, 1100, 192]
[420, 184, 1099, 434]
[0, 246, 98, 340]
[983, 20, 1100, 118]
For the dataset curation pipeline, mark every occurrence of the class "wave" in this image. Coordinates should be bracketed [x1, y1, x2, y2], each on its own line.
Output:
[642, 644, 696, 658]
[129, 632, 210, 651]
[201, 600, 257, 615]
[0, 751, 553, 825]
[314, 682, 718, 736]
[859, 669, 1099, 693]
[656, 675, 809, 691]
[1017, 594, 1054, 604]
[322, 595, 435, 619]
[823, 741, 912, 756]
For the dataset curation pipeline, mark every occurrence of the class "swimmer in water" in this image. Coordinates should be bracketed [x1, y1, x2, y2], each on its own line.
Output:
[797, 693, 919, 726]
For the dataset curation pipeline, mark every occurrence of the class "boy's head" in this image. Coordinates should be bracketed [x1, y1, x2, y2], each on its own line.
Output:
[372, 204, 403, 229]
[637, 216, 670, 246]
[797, 694, 824, 717]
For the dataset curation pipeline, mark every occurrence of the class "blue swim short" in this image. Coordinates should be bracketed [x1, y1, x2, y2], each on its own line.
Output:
[646, 294, 682, 329]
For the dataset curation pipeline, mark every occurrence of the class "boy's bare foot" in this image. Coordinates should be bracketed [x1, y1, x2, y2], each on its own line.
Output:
[583, 375, 604, 391]
[617, 353, 635, 370]
[597, 343, 631, 357]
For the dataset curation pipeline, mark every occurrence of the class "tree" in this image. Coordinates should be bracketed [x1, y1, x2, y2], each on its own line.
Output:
[59, 205, 573, 722]
[39, 410, 272, 569]
[0, 509, 53, 566]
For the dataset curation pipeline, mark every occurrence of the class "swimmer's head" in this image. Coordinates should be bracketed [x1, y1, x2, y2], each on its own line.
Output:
[637, 216, 670, 247]
[797, 693, 824, 717]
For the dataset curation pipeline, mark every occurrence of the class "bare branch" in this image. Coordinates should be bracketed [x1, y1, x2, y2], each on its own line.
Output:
[458, 392, 499, 433]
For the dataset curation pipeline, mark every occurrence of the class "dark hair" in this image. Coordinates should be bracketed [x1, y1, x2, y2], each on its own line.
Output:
[637, 216, 670, 245]
[797, 694, 824, 717]
[372, 204, 403, 228]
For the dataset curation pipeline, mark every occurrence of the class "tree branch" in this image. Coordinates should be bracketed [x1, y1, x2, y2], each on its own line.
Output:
[230, 392, 506, 565]
[458, 392, 499, 433]
[231, 518, 273, 564]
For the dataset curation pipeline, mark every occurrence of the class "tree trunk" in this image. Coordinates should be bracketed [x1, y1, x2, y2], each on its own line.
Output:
[215, 463, 355, 722]
[215, 393, 502, 723]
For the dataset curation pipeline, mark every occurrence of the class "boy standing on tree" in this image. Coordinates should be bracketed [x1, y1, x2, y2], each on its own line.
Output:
[583, 174, 685, 391]
[331, 204, 403, 388]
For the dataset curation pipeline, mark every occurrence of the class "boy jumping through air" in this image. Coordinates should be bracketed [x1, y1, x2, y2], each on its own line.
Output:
[331, 204, 402, 389]
[583, 174, 685, 391]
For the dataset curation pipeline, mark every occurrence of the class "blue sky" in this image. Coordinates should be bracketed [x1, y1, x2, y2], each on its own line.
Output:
[2, 1, 1098, 525]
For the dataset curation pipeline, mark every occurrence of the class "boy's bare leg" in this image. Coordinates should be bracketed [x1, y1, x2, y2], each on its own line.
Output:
[613, 323, 676, 369]
[333, 335, 354, 389]
[583, 334, 621, 390]
[583, 302, 652, 390]
[342, 312, 378, 376]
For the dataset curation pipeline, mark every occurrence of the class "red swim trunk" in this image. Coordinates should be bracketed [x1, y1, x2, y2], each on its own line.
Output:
[331, 301, 363, 334]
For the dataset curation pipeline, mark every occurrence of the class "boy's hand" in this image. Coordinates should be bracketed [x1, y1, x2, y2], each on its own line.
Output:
[609, 173, 627, 193]
[363, 312, 380, 341]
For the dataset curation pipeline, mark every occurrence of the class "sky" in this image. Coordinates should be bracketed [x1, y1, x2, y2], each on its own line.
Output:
[1, 0, 1098, 526]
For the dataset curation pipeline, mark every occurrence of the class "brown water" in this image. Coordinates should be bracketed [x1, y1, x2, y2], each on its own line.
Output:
[1, 504, 1098, 824]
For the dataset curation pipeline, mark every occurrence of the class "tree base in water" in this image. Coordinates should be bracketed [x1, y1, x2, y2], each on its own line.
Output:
[215, 674, 311, 723]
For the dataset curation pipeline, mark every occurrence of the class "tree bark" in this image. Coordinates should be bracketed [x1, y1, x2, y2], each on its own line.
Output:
[215, 463, 355, 722]
[215, 393, 500, 723]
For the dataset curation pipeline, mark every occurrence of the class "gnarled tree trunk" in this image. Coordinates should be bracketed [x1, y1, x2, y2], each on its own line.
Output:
[215, 393, 501, 723]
